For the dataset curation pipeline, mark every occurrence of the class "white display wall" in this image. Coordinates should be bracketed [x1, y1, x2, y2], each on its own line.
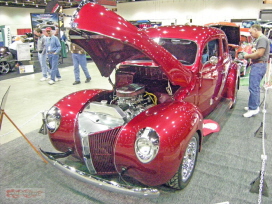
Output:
[1, 0, 272, 36]
[117, 0, 272, 26]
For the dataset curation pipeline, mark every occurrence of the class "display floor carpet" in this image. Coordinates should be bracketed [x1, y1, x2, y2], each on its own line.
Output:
[1, 86, 272, 204]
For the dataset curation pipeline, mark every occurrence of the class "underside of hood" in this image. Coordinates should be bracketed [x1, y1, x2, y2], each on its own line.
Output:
[69, 2, 192, 87]
[207, 23, 240, 45]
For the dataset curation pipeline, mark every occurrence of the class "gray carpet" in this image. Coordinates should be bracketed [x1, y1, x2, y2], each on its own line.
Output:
[1, 86, 272, 204]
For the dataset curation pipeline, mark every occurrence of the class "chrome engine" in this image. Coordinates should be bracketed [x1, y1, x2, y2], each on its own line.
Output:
[78, 83, 154, 135]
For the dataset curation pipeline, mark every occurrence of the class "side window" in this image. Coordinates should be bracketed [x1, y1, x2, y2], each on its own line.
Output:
[208, 39, 219, 58]
[202, 39, 219, 64]
[202, 44, 209, 64]
[222, 39, 228, 53]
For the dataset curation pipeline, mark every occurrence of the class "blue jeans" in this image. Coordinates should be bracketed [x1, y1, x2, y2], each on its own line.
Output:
[48, 54, 61, 81]
[38, 53, 50, 78]
[72, 53, 91, 81]
[248, 63, 267, 110]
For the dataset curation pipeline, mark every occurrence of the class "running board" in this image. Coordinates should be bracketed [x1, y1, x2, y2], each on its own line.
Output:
[205, 98, 232, 123]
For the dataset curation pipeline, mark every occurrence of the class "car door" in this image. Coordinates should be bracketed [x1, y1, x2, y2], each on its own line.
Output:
[197, 38, 225, 116]
[219, 36, 231, 96]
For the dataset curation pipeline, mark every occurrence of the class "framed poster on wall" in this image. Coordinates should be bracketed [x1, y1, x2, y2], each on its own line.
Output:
[30, 13, 60, 50]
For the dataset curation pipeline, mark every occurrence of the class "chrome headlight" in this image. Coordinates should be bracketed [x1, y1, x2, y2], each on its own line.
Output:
[135, 127, 160, 163]
[46, 106, 61, 133]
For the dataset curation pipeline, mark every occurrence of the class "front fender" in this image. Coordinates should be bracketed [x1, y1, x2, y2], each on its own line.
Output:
[48, 89, 112, 156]
[114, 101, 203, 186]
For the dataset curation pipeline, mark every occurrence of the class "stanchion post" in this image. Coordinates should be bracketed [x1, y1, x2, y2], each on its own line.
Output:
[0, 86, 47, 164]
[39, 111, 48, 135]
[2, 110, 48, 164]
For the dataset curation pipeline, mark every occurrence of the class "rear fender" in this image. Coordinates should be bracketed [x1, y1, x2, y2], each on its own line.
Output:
[223, 62, 239, 101]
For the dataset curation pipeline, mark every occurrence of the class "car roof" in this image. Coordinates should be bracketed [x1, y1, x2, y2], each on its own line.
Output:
[145, 25, 225, 45]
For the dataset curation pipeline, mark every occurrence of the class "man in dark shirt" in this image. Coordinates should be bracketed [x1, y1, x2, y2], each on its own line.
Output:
[70, 43, 91, 85]
[241, 24, 270, 118]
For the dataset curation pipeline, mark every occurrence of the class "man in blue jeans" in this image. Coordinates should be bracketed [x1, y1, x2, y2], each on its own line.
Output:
[45, 27, 62, 85]
[34, 28, 50, 81]
[240, 24, 270, 118]
[70, 43, 91, 85]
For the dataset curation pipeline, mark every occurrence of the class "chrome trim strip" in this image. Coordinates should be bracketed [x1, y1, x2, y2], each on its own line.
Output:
[40, 150, 160, 198]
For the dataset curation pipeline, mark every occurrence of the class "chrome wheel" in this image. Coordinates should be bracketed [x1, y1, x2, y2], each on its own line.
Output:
[0, 62, 10, 74]
[165, 133, 199, 190]
[181, 136, 198, 182]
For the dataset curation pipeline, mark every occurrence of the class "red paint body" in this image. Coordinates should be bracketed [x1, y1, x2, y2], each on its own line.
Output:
[47, 3, 239, 187]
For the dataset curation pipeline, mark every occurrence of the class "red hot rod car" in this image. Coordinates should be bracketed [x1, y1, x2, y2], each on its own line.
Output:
[40, 2, 239, 198]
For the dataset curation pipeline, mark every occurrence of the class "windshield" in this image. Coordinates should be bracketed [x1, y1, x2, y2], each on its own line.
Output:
[132, 38, 197, 65]
[159, 38, 197, 65]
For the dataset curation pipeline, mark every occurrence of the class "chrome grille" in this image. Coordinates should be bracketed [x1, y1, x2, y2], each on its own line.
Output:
[89, 126, 122, 174]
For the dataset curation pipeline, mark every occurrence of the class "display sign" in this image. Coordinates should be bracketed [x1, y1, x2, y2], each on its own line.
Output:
[17, 43, 31, 61]
[30, 13, 60, 50]
[19, 65, 34, 74]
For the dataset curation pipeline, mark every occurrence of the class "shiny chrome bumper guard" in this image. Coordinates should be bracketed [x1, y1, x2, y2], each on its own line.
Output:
[40, 149, 160, 198]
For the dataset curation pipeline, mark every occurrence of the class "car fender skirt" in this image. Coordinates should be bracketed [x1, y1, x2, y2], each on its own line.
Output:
[40, 149, 160, 198]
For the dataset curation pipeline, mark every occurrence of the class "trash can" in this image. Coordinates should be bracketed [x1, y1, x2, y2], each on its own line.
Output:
[61, 41, 67, 58]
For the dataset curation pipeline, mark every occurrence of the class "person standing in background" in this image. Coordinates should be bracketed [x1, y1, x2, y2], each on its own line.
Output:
[240, 24, 270, 118]
[45, 27, 62, 85]
[70, 42, 91, 85]
[34, 28, 50, 81]
[9, 36, 25, 68]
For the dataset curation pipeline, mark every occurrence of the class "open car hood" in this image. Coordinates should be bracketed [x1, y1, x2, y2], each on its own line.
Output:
[205, 22, 240, 45]
[69, 2, 192, 87]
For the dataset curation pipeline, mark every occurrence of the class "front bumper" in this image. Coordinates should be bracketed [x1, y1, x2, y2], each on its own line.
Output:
[40, 149, 160, 198]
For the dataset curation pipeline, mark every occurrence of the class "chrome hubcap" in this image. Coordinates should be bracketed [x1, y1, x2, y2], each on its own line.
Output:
[181, 136, 197, 182]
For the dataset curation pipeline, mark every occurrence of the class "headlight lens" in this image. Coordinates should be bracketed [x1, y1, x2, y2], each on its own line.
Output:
[46, 106, 61, 133]
[135, 127, 160, 163]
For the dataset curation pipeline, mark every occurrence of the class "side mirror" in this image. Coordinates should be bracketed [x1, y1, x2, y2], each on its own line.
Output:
[209, 56, 218, 65]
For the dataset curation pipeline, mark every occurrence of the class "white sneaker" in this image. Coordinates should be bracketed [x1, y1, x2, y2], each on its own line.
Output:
[244, 107, 259, 111]
[243, 107, 260, 118]
[55, 78, 62, 82]
[48, 80, 55, 85]
[40, 77, 48, 81]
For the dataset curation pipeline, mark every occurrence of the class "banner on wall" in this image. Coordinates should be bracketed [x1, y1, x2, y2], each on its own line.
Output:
[0, 25, 12, 47]
[30, 13, 59, 50]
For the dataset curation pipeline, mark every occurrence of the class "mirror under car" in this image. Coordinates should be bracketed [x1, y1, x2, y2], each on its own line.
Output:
[209, 56, 218, 65]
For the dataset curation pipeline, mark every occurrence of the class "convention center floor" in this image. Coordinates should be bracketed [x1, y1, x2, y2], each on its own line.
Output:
[0, 62, 272, 204]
